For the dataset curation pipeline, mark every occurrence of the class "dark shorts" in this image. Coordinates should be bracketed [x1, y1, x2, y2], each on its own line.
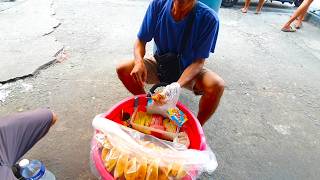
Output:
[144, 57, 209, 95]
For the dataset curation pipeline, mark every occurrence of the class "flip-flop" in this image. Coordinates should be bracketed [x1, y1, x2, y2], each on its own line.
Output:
[281, 26, 296, 32]
[254, 11, 261, 14]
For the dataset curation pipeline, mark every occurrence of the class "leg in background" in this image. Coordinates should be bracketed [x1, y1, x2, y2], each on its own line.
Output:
[282, 0, 314, 30]
[241, 0, 251, 13]
[255, 0, 265, 13]
[295, 9, 308, 28]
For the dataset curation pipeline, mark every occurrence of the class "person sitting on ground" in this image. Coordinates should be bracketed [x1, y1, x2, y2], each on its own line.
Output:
[116, 0, 224, 126]
[241, 0, 265, 14]
[281, 0, 314, 32]
[0, 108, 57, 180]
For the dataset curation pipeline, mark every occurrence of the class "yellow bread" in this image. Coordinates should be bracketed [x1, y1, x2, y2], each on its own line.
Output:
[114, 153, 129, 179]
[158, 163, 172, 180]
[135, 158, 148, 180]
[146, 159, 159, 180]
[104, 147, 120, 172]
[124, 157, 137, 180]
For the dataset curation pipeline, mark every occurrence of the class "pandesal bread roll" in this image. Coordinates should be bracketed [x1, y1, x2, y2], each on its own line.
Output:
[146, 159, 159, 180]
[136, 158, 148, 180]
[114, 153, 129, 179]
[102, 138, 112, 149]
[101, 148, 109, 161]
[104, 147, 120, 172]
[158, 163, 172, 180]
[170, 162, 182, 177]
[176, 166, 187, 179]
[124, 157, 137, 180]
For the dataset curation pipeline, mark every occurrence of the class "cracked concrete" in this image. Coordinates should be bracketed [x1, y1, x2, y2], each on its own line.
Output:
[0, 0, 63, 83]
[0, 0, 320, 179]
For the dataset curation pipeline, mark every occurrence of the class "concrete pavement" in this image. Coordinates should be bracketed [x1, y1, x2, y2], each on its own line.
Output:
[0, 0, 319, 179]
[0, 0, 63, 83]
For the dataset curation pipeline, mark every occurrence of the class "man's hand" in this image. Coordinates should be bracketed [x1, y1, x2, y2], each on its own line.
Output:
[130, 60, 147, 87]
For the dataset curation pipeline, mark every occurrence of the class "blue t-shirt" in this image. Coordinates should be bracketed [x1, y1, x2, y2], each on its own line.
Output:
[137, 0, 219, 69]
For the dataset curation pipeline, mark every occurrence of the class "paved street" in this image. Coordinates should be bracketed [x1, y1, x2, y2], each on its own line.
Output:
[0, 0, 320, 179]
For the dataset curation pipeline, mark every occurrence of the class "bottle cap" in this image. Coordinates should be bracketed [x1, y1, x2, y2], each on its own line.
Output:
[19, 159, 30, 168]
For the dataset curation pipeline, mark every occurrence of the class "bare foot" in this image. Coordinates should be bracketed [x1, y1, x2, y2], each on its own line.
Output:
[254, 11, 261, 14]
[241, 8, 248, 13]
[281, 25, 296, 32]
[294, 21, 302, 29]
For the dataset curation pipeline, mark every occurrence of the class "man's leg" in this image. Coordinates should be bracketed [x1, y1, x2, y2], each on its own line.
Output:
[256, 0, 265, 13]
[295, 9, 308, 28]
[282, 0, 313, 30]
[116, 60, 146, 95]
[193, 70, 225, 125]
[241, 0, 250, 13]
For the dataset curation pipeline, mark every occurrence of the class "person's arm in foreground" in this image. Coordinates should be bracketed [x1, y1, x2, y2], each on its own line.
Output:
[130, 39, 147, 87]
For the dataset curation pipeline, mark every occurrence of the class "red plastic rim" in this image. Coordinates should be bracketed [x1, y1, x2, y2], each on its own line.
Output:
[92, 95, 207, 179]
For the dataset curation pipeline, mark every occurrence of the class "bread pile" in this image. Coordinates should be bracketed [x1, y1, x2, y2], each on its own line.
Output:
[100, 137, 187, 180]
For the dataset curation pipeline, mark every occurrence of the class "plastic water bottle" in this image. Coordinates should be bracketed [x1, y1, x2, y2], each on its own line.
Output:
[19, 159, 56, 180]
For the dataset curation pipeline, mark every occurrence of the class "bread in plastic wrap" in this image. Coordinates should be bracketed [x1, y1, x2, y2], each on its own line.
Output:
[114, 153, 129, 178]
[146, 159, 159, 180]
[104, 147, 120, 172]
[135, 158, 148, 180]
[124, 157, 137, 180]
[91, 116, 218, 180]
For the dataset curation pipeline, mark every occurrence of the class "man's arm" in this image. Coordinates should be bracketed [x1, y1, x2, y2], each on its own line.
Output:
[134, 38, 146, 63]
[177, 59, 205, 87]
[161, 59, 204, 105]
[131, 39, 147, 86]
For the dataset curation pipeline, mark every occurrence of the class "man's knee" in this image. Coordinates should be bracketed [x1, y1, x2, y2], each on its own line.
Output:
[205, 77, 225, 96]
[216, 78, 225, 93]
[116, 61, 133, 79]
[116, 63, 126, 77]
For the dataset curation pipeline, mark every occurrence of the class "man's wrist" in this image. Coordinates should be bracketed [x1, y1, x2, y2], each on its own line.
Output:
[134, 58, 144, 65]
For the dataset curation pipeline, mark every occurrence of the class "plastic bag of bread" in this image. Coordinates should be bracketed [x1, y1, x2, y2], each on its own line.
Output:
[91, 116, 218, 180]
[135, 158, 147, 180]
[158, 163, 172, 180]
[104, 147, 121, 172]
[114, 153, 129, 179]
[146, 159, 159, 180]
[101, 148, 109, 162]
[124, 157, 137, 180]
[101, 137, 113, 161]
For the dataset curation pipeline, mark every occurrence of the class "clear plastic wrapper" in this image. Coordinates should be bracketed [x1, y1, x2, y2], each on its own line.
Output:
[146, 98, 171, 118]
[90, 115, 218, 180]
[147, 91, 188, 128]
